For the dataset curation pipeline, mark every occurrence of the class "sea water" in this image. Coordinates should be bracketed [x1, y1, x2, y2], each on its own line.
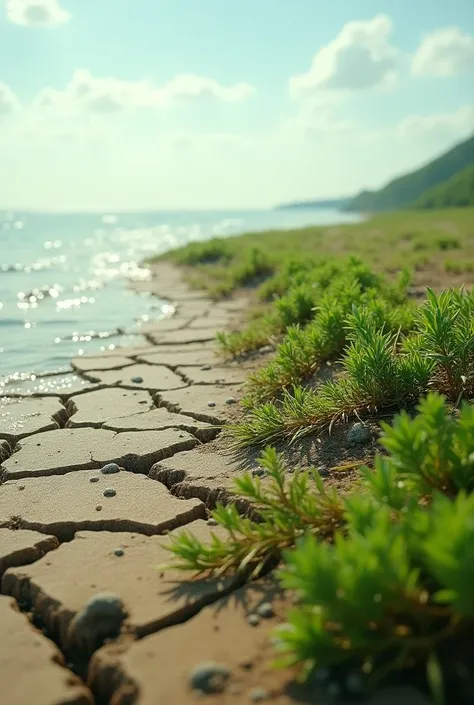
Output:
[0, 208, 361, 391]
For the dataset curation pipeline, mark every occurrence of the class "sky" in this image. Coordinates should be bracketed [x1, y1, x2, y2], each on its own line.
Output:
[0, 0, 473, 211]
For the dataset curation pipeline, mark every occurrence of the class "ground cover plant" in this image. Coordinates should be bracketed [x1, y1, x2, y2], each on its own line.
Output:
[165, 394, 474, 703]
[233, 287, 474, 447]
[153, 208, 474, 302]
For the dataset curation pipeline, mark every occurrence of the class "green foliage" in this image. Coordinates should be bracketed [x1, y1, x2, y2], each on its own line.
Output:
[165, 395, 474, 694]
[164, 446, 346, 578]
[218, 257, 412, 361]
[346, 134, 474, 212]
[233, 287, 474, 447]
[414, 164, 474, 210]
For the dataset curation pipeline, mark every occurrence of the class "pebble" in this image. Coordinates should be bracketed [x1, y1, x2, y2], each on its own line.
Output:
[18, 485, 25, 490]
[247, 614, 260, 627]
[347, 422, 371, 447]
[131, 376, 144, 383]
[101, 463, 121, 475]
[189, 662, 231, 694]
[256, 602, 274, 619]
[252, 467, 266, 477]
[201, 365, 212, 371]
[103, 488, 117, 497]
[225, 397, 237, 405]
[207, 518, 218, 526]
[114, 548, 124, 557]
[249, 687, 270, 702]
[96, 505, 102, 512]
[207, 401, 216, 408]
[89, 476, 100, 483]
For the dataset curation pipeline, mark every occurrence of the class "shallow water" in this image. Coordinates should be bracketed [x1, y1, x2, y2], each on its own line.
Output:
[0, 208, 361, 390]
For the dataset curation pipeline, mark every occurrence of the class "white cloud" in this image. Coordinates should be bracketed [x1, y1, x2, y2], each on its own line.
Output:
[0, 82, 21, 116]
[6, 0, 70, 27]
[412, 27, 474, 77]
[290, 15, 399, 97]
[397, 105, 474, 139]
[32, 70, 256, 115]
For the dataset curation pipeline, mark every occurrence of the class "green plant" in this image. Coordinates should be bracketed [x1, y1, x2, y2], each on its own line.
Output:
[163, 446, 346, 578]
[165, 395, 474, 699]
[233, 287, 473, 448]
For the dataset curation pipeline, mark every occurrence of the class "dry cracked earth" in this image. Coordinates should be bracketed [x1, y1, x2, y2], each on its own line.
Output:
[0, 265, 430, 705]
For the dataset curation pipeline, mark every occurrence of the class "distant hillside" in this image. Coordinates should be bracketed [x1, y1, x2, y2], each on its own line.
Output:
[346, 134, 474, 212]
[413, 164, 474, 209]
[276, 197, 351, 211]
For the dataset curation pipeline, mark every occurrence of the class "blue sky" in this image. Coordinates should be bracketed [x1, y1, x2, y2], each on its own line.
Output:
[0, 0, 473, 210]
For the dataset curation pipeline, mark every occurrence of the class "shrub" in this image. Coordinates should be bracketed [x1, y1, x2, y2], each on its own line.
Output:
[233, 287, 473, 447]
[165, 394, 474, 700]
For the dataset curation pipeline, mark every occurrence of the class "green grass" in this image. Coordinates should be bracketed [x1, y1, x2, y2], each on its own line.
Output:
[233, 288, 474, 447]
[153, 209, 474, 300]
[165, 394, 474, 699]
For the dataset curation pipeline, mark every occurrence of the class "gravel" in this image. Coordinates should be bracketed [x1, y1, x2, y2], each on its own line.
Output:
[207, 401, 216, 408]
[101, 463, 121, 475]
[347, 422, 371, 446]
[189, 662, 231, 694]
[256, 602, 274, 619]
[247, 614, 260, 627]
[103, 488, 117, 497]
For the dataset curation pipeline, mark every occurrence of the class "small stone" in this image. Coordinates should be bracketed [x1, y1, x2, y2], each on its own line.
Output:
[207, 401, 216, 408]
[249, 687, 270, 702]
[18, 485, 25, 490]
[101, 463, 121, 474]
[131, 376, 144, 383]
[207, 518, 218, 527]
[103, 488, 117, 497]
[247, 614, 260, 627]
[225, 397, 237, 405]
[114, 548, 124, 557]
[256, 602, 274, 619]
[68, 593, 127, 651]
[347, 422, 372, 447]
[190, 662, 231, 694]
[252, 467, 265, 477]
[201, 365, 212, 371]
[89, 476, 100, 483]
[96, 505, 102, 511]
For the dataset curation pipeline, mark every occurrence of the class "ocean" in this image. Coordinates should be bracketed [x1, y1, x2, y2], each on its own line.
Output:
[0, 208, 361, 392]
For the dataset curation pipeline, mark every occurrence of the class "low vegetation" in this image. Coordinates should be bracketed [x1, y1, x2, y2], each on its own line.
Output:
[166, 395, 474, 701]
[234, 287, 474, 447]
[152, 208, 474, 300]
[158, 206, 474, 703]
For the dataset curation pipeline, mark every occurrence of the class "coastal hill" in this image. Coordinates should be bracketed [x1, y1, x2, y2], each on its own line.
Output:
[345, 134, 474, 212]
[275, 197, 351, 211]
[412, 163, 474, 209]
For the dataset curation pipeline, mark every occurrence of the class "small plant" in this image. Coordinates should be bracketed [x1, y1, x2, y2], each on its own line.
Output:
[165, 395, 474, 699]
[164, 447, 346, 578]
[233, 287, 473, 447]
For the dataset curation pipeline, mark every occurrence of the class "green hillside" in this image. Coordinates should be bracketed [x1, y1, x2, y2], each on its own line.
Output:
[413, 163, 474, 209]
[346, 134, 474, 212]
